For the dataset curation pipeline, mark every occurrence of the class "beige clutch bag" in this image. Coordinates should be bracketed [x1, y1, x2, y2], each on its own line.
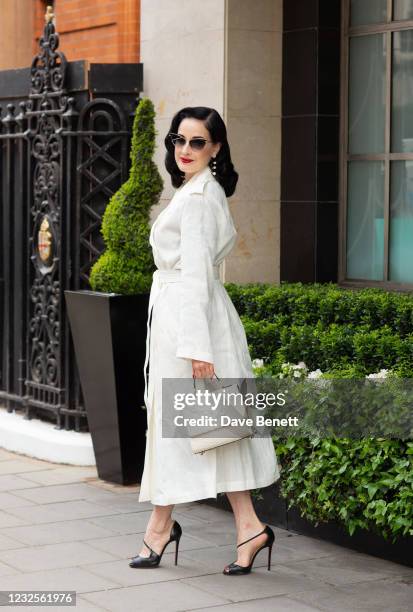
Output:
[189, 374, 255, 455]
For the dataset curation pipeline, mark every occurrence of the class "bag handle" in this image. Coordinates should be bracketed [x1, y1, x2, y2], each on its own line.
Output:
[191, 374, 254, 432]
[192, 373, 246, 393]
[192, 371, 220, 390]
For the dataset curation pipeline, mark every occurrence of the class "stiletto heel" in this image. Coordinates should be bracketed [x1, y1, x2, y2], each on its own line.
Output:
[174, 538, 179, 565]
[223, 525, 275, 576]
[129, 520, 182, 568]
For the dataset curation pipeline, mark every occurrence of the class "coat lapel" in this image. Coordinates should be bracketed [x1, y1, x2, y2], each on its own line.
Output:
[179, 164, 214, 195]
[150, 165, 215, 245]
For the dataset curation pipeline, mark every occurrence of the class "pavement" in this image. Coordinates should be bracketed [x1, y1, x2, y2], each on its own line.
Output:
[0, 448, 411, 611]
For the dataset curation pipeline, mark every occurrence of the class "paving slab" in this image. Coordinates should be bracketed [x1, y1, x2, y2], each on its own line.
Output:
[0, 491, 36, 509]
[0, 532, 24, 551]
[0, 510, 27, 528]
[0, 473, 41, 491]
[270, 534, 362, 564]
[0, 459, 53, 474]
[280, 548, 413, 587]
[0, 559, 20, 578]
[181, 564, 328, 603]
[0, 447, 410, 612]
[87, 510, 154, 535]
[71, 599, 108, 612]
[2, 518, 117, 546]
[86, 479, 138, 495]
[82, 579, 230, 612]
[290, 576, 413, 612]
[17, 466, 98, 485]
[194, 596, 322, 611]
[0, 565, 120, 593]
[11, 482, 127, 505]
[277, 533, 354, 556]
[0, 541, 118, 572]
[89, 495, 153, 515]
[6, 499, 118, 524]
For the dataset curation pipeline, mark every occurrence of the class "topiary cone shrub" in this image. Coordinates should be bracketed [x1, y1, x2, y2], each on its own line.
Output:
[89, 97, 164, 295]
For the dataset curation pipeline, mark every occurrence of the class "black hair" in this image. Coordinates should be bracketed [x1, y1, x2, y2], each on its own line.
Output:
[164, 106, 239, 197]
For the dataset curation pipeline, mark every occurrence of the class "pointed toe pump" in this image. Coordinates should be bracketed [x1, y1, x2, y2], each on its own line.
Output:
[129, 520, 182, 569]
[223, 525, 275, 576]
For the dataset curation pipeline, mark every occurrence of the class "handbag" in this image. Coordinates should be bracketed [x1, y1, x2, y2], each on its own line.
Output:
[189, 373, 256, 455]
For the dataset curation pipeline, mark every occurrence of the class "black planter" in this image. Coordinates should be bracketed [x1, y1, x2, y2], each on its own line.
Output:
[203, 482, 413, 568]
[64, 290, 149, 485]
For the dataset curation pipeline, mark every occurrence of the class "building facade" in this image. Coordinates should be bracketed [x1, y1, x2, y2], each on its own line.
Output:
[1, 0, 413, 289]
[0, 0, 140, 69]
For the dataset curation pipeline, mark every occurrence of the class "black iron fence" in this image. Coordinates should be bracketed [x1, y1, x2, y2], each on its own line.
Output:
[0, 15, 143, 431]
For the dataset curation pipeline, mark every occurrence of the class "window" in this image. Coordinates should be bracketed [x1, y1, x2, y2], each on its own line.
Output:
[340, 0, 413, 288]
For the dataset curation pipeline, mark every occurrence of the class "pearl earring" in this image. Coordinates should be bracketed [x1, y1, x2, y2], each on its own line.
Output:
[211, 157, 217, 176]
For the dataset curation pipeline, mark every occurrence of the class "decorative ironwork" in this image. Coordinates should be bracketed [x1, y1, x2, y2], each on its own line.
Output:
[23, 7, 69, 426]
[0, 6, 138, 430]
[76, 99, 129, 285]
[31, 6, 66, 95]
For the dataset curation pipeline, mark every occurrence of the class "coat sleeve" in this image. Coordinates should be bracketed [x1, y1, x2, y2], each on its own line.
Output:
[176, 191, 219, 363]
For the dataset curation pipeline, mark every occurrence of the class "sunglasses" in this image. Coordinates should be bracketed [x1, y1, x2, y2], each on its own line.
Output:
[168, 133, 213, 151]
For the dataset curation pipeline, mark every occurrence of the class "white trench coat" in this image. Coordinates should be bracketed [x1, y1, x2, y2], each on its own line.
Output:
[138, 164, 280, 506]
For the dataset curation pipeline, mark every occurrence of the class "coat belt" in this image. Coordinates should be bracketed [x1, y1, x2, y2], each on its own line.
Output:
[143, 266, 221, 411]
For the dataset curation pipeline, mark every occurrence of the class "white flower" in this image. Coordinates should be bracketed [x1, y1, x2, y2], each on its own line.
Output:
[308, 369, 323, 379]
[287, 362, 307, 370]
[252, 358, 264, 368]
[366, 369, 390, 380]
[293, 370, 302, 378]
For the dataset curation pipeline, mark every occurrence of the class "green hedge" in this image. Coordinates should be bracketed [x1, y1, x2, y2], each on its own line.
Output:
[226, 282, 413, 335]
[224, 281, 413, 542]
[226, 282, 413, 377]
[276, 437, 413, 542]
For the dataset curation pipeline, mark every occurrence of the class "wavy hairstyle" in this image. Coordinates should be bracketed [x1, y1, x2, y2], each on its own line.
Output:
[164, 107, 238, 197]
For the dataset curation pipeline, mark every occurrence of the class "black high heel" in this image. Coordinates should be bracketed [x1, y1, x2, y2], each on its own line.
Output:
[129, 520, 182, 568]
[223, 525, 275, 575]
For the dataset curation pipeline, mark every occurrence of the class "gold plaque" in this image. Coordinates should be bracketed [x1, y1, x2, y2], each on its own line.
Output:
[38, 217, 53, 263]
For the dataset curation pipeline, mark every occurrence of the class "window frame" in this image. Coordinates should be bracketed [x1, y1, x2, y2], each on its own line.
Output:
[339, 0, 413, 291]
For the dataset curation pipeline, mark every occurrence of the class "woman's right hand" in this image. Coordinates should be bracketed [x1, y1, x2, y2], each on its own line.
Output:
[192, 359, 214, 379]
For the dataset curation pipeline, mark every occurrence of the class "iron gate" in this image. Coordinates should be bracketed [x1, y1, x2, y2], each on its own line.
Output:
[0, 13, 143, 430]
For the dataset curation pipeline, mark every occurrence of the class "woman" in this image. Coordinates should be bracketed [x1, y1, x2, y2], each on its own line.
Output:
[130, 107, 280, 575]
